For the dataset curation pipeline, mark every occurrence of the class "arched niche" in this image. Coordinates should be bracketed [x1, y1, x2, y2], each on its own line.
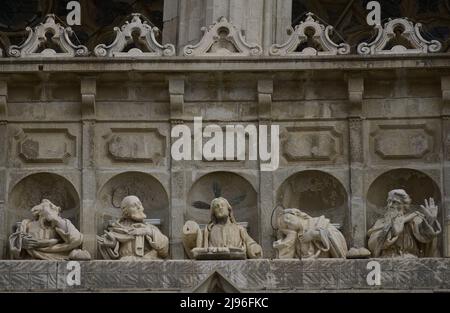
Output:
[276, 170, 349, 238]
[96, 171, 169, 236]
[366, 169, 442, 234]
[8, 172, 80, 232]
[187, 172, 258, 240]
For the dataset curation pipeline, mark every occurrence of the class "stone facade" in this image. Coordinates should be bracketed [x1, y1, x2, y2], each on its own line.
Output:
[0, 0, 449, 292]
[0, 259, 449, 292]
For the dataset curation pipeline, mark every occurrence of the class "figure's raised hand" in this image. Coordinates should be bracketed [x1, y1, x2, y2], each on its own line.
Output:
[420, 198, 438, 224]
[248, 244, 262, 259]
[97, 232, 116, 247]
[22, 236, 39, 249]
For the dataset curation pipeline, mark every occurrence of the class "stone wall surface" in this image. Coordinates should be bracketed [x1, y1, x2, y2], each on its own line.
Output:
[0, 259, 449, 292]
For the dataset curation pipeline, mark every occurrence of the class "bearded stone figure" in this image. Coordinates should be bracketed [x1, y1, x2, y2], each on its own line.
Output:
[367, 189, 441, 258]
[183, 197, 262, 260]
[273, 208, 348, 259]
[9, 199, 91, 260]
[97, 195, 169, 260]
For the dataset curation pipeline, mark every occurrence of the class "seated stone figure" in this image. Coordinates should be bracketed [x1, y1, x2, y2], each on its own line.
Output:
[9, 199, 90, 260]
[367, 189, 441, 258]
[183, 197, 262, 260]
[273, 208, 348, 259]
[97, 195, 169, 261]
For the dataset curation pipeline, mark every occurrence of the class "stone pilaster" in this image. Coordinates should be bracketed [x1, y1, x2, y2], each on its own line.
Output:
[162, 0, 180, 46]
[258, 79, 275, 257]
[0, 79, 6, 258]
[441, 76, 450, 257]
[274, 0, 292, 44]
[169, 76, 186, 259]
[176, 0, 265, 52]
[347, 75, 366, 248]
[80, 77, 97, 257]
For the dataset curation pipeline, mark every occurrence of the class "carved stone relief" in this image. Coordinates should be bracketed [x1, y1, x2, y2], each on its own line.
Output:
[94, 13, 175, 57]
[183, 17, 262, 57]
[8, 14, 88, 58]
[103, 128, 166, 164]
[370, 123, 437, 162]
[14, 128, 76, 164]
[357, 17, 442, 55]
[270, 13, 350, 56]
[281, 126, 344, 163]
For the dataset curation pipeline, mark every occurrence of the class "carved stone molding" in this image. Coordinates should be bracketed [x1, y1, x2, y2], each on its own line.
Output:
[103, 128, 166, 163]
[281, 126, 344, 162]
[168, 78, 185, 121]
[183, 17, 262, 57]
[442, 76, 450, 115]
[258, 80, 273, 121]
[269, 13, 350, 56]
[0, 80, 7, 121]
[8, 15, 89, 58]
[94, 13, 175, 57]
[14, 128, 76, 164]
[370, 124, 435, 160]
[81, 77, 96, 120]
[357, 18, 442, 55]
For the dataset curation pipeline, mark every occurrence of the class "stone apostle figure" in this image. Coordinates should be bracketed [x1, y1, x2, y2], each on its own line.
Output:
[273, 208, 348, 259]
[97, 195, 169, 260]
[9, 199, 91, 260]
[183, 197, 262, 260]
[367, 189, 441, 258]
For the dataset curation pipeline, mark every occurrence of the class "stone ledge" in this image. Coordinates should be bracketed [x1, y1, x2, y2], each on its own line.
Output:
[0, 54, 449, 73]
[0, 258, 449, 292]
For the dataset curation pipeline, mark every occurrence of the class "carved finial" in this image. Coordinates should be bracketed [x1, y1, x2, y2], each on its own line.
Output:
[94, 13, 175, 57]
[269, 12, 350, 56]
[183, 17, 262, 57]
[357, 17, 442, 55]
[8, 14, 88, 58]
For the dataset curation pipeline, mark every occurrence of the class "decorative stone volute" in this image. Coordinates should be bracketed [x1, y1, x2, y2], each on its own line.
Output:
[183, 17, 262, 57]
[94, 13, 175, 57]
[269, 13, 350, 56]
[8, 14, 88, 58]
[357, 17, 442, 55]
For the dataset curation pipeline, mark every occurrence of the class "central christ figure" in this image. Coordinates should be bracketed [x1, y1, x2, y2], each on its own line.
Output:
[183, 197, 263, 260]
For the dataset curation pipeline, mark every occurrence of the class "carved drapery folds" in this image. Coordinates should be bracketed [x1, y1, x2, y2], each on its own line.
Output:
[94, 13, 175, 57]
[357, 18, 442, 55]
[7, 14, 88, 58]
[183, 17, 262, 57]
[270, 13, 350, 56]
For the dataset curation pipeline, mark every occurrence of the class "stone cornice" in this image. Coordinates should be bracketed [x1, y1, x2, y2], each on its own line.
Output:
[0, 53, 449, 73]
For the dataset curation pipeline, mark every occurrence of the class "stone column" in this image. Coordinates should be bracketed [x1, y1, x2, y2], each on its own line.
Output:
[80, 77, 97, 257]
[347, 75, 366, 248]
[441, 76, 450, 257]
[169, 77, 186, 259]
[258, 79, 275, 257]
[175, 0, 265, 52]
[274, 0, 292, 44]
[162, 0, 179, 46]
[0, 79, 7, 258]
